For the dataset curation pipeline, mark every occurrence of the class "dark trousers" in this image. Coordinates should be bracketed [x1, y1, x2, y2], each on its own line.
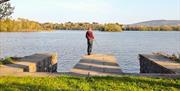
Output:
[87, 39, 93, 55]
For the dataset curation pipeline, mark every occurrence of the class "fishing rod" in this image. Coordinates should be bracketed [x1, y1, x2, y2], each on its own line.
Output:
[93, 39, 105, 60]
[94, 39, 99, 47]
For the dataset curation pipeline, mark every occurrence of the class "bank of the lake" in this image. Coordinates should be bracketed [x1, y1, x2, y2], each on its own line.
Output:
[0, 75, 180, 91]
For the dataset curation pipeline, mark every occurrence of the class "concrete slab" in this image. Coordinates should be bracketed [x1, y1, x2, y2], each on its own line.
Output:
[139, 54, 180, 74]
[0, 53, 58, 74]
[70, 54, 122, 76]
[0, 65, 24, 74]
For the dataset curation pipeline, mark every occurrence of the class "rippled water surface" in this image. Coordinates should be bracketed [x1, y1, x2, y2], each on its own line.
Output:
[0, 31, 180, 73]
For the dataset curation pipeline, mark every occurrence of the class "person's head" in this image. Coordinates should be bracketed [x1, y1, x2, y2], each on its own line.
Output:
[88, 26, 92, 31]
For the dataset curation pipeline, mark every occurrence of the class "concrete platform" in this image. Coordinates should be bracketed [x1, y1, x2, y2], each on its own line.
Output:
[139, 54, 180, 74]
[0, 53, 57, 74]
[0, 65, 24, 74]
[70, 54, 122, 76]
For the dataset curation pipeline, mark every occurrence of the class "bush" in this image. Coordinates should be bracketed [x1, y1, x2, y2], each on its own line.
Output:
[102, 23, 123, 32]
[0, 57, 13, 65]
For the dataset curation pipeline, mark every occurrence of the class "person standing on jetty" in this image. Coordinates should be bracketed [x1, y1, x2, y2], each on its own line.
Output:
[86, 27, 95, 55]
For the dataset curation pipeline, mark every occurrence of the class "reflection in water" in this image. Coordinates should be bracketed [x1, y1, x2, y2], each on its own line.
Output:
[0, 31, 180, 73]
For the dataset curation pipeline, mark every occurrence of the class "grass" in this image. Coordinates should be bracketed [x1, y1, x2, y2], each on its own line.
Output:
[0, 75, 179, 91]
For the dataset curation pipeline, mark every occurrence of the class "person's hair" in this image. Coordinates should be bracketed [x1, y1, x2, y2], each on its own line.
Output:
[88, 25, 92, 30]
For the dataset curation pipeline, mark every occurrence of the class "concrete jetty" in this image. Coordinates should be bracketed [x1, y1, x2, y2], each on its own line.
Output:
[70, 54, 122, 76]
[139, 54, 180, 74]
[0, 53, 57, 74]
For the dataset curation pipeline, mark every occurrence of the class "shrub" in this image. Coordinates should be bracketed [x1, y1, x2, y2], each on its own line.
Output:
[0, 57, 13, 65]
[102, 23, 123, 32]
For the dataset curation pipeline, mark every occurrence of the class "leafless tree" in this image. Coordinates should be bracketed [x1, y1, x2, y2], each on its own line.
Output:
[0, 0, 14, 19]
[0, 0, 9, 4]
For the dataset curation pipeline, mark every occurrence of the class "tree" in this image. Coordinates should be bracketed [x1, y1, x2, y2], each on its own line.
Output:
[0, 1, 14, 19]
[102, 23, 122, 32]
[160, 25, 173, 31]
[0, 0, 9, 4]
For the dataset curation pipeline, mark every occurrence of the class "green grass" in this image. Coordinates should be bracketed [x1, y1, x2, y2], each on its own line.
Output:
[0, 57, 13, 65]
[0, 75, 180, 91]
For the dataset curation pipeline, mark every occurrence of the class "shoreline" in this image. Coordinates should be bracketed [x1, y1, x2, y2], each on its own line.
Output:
[0, 72, 180, 79]
[1, 53, 180, 78]
[1, 30, 180, 32]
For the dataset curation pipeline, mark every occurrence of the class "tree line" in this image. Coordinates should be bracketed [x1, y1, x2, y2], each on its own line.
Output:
[0, 18, 123, 32]
[0, 18, 43, 32]
[125, 25, 180, 31]
[1, 18, 180, 32]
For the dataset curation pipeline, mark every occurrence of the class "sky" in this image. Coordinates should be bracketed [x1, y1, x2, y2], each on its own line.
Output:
[11, 0, 180, 24]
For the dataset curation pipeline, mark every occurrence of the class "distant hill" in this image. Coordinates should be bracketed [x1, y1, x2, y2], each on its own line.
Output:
[130, 20, 180, 26]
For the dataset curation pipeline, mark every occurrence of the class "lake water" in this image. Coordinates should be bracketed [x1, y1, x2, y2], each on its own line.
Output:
[0, 31, 180, 73]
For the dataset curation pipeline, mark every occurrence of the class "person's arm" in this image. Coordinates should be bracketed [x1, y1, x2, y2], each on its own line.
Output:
[86, 31, 88, 39]
[91, 31, 95, 40]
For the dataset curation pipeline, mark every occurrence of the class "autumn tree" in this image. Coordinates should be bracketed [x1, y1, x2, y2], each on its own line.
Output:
[102, 23, 123, 32]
